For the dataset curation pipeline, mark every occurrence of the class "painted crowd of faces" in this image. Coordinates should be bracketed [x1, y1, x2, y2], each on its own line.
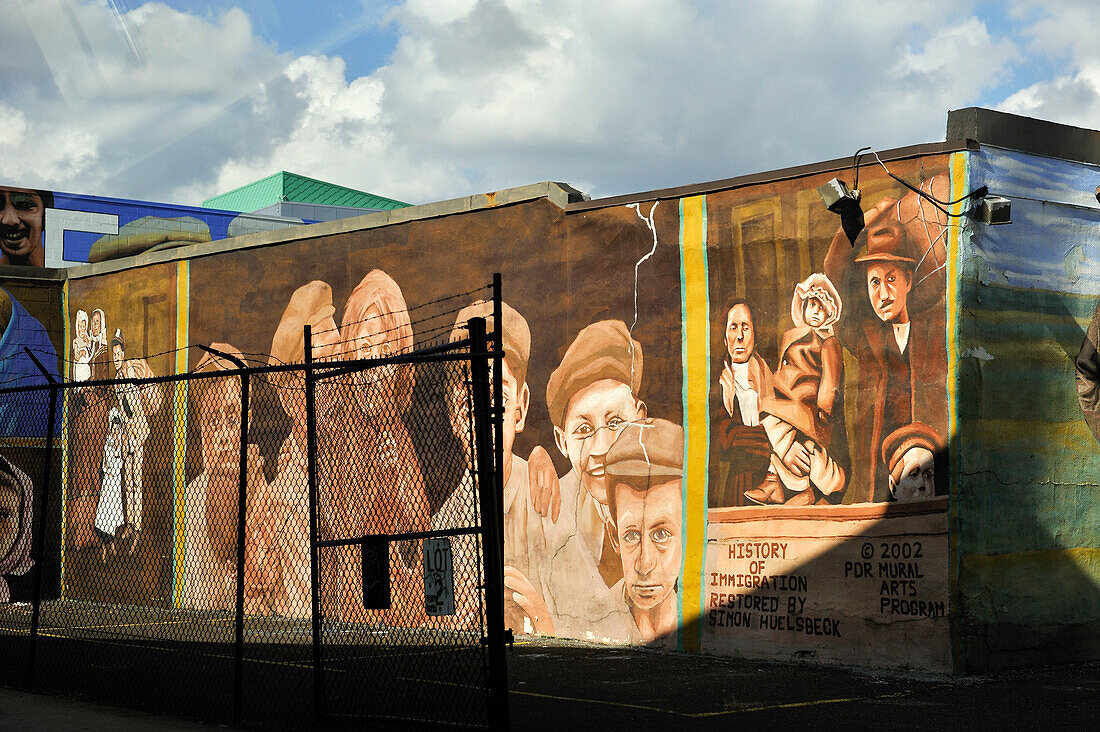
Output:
[46, 181, 950, 650]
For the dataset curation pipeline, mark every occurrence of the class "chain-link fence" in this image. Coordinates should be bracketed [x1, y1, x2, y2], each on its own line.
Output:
[0, 278, 509, 730]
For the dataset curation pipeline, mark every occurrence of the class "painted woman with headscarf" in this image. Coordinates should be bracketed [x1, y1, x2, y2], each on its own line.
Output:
[746, 273, 849, 506]
[72, 310, 92, 382]
[66, 307, 113, 551]
[318, 270, 429, 626]
[0, 456, 34, 603]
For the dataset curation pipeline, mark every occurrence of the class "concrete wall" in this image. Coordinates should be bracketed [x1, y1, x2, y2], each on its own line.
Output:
[953, 146, 1100, 671]
[35, 153, 960, 671]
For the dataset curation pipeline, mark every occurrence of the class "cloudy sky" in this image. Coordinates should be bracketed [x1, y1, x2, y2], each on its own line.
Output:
[1, 0, 1096, 206]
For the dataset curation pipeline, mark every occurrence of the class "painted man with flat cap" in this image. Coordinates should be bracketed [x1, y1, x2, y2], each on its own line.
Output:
[825, 193, 948, 502]
[438, 299, 557, 631]
[605, 418, 684, 646]
[512, 319, 647, 640]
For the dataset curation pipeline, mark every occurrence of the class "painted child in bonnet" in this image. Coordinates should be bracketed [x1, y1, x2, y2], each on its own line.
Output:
[746, 273, 848, 506]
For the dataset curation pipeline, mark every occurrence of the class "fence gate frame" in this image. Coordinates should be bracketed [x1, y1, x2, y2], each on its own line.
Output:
[304, 273, 510, 729]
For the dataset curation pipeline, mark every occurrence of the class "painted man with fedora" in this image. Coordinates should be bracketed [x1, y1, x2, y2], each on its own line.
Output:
[825, 197, 948, 503]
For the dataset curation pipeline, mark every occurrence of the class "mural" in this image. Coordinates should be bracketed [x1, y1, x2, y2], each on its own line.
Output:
[52, 156, 959, 668]
[0, 277, 64, 603]
[954, 147, 1100, 669]
[0, 183, 307, 267]
[63, 264, 176, 604]
[700, 165, 952, 669]
[0, 186, 52, 267]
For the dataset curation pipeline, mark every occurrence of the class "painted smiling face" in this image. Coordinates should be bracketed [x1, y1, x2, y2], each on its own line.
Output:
[0, 189, 45, 261]
[554, 379, 646, 505]
[725, 303, 755, 364]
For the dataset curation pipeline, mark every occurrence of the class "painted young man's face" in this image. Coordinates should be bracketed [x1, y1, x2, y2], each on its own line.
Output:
[0, 189, 45, 259]
[448, 359, 528, 483]
[200, 379, 242, 475]
[725, 304, 755, 364]
[865, 263, 912, 323]
[554, 379, 645, 505]
[614, 478, 683, 612]
[347, 304, 397, 416]
[892, 446, 935, 501]
[0, 477, 22, 561]
[112, 344, 124, 372]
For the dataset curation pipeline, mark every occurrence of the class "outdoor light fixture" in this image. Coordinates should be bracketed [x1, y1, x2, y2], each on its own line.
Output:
[818, 178, 865, 245]
[975, 195, 1012, 225]
[817, 177, 862, 214]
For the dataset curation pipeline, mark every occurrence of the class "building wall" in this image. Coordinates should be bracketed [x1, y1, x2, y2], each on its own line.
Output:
[0, 184, 308, 267]
[0, 272, 64, 603]
[7, 155, 957, 670]
[954, 146, 1100, 671]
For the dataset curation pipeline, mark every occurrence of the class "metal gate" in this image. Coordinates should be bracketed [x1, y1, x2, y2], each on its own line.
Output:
[305, 278, 509, 729]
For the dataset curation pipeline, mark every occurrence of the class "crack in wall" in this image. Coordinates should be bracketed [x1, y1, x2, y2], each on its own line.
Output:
[626, 201, 659, 388]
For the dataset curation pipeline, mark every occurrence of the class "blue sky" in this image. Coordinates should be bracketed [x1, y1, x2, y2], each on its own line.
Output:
[151, 0, 401, 79]
[1, 1, 1098, 206]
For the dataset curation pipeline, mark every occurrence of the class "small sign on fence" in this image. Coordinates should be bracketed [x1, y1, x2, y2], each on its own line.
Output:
[423, 537, 455, 616]
[360, 538, 391, 610]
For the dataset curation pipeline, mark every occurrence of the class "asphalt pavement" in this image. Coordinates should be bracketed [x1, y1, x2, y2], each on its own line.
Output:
[1, 637, 1096, 730]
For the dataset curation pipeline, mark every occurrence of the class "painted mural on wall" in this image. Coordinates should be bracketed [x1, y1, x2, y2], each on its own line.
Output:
[0, 186, 52, 267]
[1, 183, 305, 267]
[0, 277, 63, 603]
[57, 158, 956, 668]
[955, 147, 1100, 667]
[700, 162, 952, 669]
[63, 263, 176, 604]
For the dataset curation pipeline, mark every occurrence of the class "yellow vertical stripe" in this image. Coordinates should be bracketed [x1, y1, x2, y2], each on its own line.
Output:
[946, 150, 969, 673]
[171, 260, 189, 607]
[59, 279, 70, 595]
[679, 195, 709, 652]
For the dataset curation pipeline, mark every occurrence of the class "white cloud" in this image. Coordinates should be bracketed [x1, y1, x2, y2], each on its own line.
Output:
[2, 0, 1096, 208]
[996, 0, 1100, 128]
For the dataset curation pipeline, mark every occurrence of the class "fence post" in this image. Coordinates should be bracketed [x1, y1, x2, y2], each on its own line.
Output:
[23, 347, 58, 690]
[304, 325, 325, 722]
[468, 318, 510, 730]
[233, 369, 249, 725]
[491, 273, 505, 585]
[196, 345, 248, 725]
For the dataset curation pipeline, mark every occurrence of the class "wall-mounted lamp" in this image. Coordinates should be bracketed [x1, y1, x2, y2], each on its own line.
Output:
[818, 178, 865, 245]
[817, 178, 861, 213]
[975, 195, 1011, 225]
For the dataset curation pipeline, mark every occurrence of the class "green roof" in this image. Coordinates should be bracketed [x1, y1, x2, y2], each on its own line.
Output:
[202, 171, 410, 212]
